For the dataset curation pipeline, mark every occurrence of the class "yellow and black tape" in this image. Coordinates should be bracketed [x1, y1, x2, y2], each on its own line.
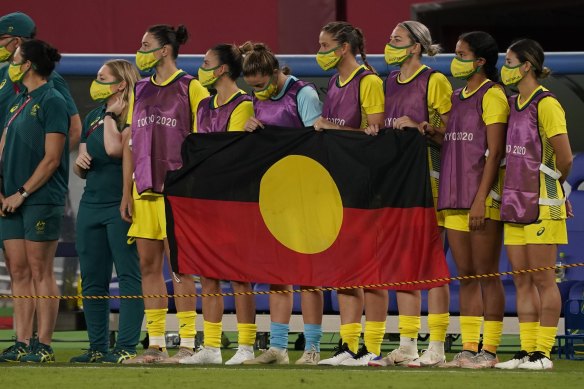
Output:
[1, 263, 583, 300]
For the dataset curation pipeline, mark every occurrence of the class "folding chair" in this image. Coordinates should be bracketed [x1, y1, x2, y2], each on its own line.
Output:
[556, 299, 584, 359]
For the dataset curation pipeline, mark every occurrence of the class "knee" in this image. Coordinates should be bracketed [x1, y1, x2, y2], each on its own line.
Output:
[28, 260, 54, 283]
[139, 260, 163, 278]
[201, 278, 220, 293]
[231, 281, 252, 293]
[9, 263, 32, 283]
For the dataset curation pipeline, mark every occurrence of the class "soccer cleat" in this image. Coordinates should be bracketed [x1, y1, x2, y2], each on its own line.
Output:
[0, 341, 29, 362]
[158, 347, 195, 364]
[295, 346, 320, 365]
[407, 348, 446, 368]
[122, 347, 169, 364]
[439, 350, 476, 368]
[243, 347, 289, 365]
[69, 349, 105, 363]
[494, 350, 529, 370]
[318, 342, 356, 366]
[460, 350, 499, 369]
[21, 342, 55, 363]
[517, 351, 554, 370]
[340, 345, 381, 366]
[224, 345, 254, 365]
[179, 346, 222, 365]
[101, 349, 137, 364]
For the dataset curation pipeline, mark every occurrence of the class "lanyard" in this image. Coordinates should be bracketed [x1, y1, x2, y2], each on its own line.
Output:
[85, 118, 104, 139]
[5, 95, 32, 131]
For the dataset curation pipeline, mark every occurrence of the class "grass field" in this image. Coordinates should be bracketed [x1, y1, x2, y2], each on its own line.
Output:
[1, 330, 583, 388]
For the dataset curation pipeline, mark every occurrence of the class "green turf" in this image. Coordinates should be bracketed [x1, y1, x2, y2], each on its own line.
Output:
[1, 330, 583, 388]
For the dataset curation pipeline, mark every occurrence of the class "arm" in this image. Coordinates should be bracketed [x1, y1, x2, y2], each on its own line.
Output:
[549, 134, 572, 183]
[120, 128, 134, 222]
[419, 113, 448, 144]
[103, 95, 128, 157]
[73, 142, 90, 179]
[469, 122, 506, 230]
[68, 114, 82, 151]
[2, 133, 66, 212]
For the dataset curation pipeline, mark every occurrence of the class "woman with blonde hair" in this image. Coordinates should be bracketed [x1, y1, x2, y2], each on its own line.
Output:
[70, 59, 144, 364]
[366, 20, 452, 368]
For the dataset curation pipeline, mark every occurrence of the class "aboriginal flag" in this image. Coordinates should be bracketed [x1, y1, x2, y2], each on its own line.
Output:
[165, 127, 449, 289]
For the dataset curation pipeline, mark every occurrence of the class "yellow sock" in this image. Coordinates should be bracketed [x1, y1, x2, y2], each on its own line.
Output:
[364, 321, 386, 356]
[428, 313, 450, 342]
[519, 322, 539, 352]
[398, 315, 421, 339]
[482, 320, 503, 354]
[204, 321, 222, 348]
[460, 316, 482, 352]
[237, 323, 257, 346]
[536, 326, 557, 358]
[145, 308, 168, 348]
[176, 310, 197, 339]
[340, 323, 362, 354]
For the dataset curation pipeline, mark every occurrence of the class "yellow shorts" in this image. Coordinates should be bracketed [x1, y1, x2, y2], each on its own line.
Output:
[433, 197, 444, 227]
[443, 207, 501, 232]
[127, 185, 167, 240]
[504, 219, 568, 245]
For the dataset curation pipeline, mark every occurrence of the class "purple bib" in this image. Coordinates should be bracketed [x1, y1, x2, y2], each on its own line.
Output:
[501, 90, 561, 223]
[196, 92, 252, 133]
[253, 78, 312, 127]
[438, 81, 494, 210]
[384, 68, 434, 127]
[132, 73, 194, 194]
[321, 67, 375, 129]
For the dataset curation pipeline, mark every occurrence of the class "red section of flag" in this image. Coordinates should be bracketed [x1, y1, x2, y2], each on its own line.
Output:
[168, 196, 449, 289]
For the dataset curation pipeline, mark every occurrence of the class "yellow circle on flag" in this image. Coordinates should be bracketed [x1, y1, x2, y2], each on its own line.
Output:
[259, 155, 343, 254]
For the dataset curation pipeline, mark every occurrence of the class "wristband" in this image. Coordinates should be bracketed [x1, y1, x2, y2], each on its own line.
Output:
[104, 111, 119, 121]
[18, 186, 29, 198]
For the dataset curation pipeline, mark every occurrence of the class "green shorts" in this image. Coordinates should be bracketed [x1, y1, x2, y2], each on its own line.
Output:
[1, 204, 64, 242]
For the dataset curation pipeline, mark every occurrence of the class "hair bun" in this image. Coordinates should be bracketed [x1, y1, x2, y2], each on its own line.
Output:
[175, 25, 189, 45]
[46, 46, 61, 63]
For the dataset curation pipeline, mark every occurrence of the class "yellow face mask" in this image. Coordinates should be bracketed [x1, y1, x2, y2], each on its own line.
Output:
[254, 75, 278, 101]
[135, 47, 162, 71]
[197, 65, 221, 87]
[90, 79, 120, 102]
[384, 43, 414, 66]
[0, 38, 15, 62]
[501, 63, 525, 86]
[450, 57, 480, 80]
[8, 61, 29, 82]
[316, 45, 342, 71]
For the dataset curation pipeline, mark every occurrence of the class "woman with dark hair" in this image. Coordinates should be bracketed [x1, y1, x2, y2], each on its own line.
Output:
[69, 59, 143, 364]
[313, 21, 386, 367]
[178, 43, 256, 366]
[439, 31, 508, 369]
[121, 24, 209, 364]
[240, 41, 324, 365]
[495, 39, 572, 370]
[0, 39, 69, 363]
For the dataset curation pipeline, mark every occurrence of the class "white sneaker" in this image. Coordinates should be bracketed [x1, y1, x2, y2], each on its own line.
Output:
[439, 350, 476, 368]
[408, 348, 446, 368]
[243, 347, 289, 365]
[295, 345, 320, 365]
[178, 346, 222, 365]
[386, 346, 419, 366]
[340, 346, 381, 366]
[495, 350, 529, 370]
[224, 345, 255, 365]
[318, 343, 355, 366]
[518, 351, 554, 370]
